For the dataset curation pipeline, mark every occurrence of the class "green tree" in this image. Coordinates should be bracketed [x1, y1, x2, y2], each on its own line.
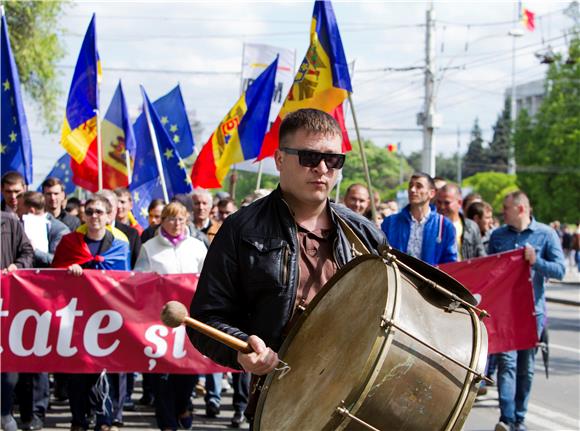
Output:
[405, 151, 460, 181]
[462, 171, 517, 215]
[224, 140, 412, 204]
[488, 97, 512, 172]
[462, 119, 490, 178]
[341, 139, 412, 201]
[4, 1, 67, 132]
[514, 36, 580, 222]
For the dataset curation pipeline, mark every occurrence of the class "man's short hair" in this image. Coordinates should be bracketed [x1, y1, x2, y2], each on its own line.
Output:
[409, 172, 436, 190]
[466, 201, 492, 220]
[191, 188, 213, 204]
[114, 187, 132, 201]
[463, 192, 482, 212]
[345, 183, 369, 197]
[439, 183, 461, 198]
[94, 190, 118, 209]
[148, 198, 166, 213]
[279, 109, 342, 148]
[66, 197, 82, 213]
[40, 177, 65, 193]
[217, 197, 236, 209]
[1, 171, 25, 188]
[506, 190, 531, 210]
[21, 191, 45, 211]
[85, 195, 112, 213]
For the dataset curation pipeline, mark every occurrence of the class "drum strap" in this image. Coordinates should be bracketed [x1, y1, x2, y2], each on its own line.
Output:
[336, 215, 371, 257]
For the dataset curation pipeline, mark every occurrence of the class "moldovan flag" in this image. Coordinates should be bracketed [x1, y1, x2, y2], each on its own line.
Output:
[98, 80, 136, 189]
[522, 8, 535, 32]
[60, 14, 102, 192]
[257, 0, 352, 161]
[190, 58, 277, 189]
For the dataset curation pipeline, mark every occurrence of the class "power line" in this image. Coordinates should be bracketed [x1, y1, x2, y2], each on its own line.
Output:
[437, 7, 567, 28]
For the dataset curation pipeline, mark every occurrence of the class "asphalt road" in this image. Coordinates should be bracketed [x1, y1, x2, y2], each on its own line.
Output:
[18, 280, 580, 431]
[464, 283, 580, 431]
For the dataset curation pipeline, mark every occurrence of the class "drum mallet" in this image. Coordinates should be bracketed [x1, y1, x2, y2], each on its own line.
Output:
[161, 300, 253, 354]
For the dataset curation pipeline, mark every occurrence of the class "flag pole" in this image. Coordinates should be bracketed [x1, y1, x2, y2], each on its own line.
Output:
[125, 151, 132, 185]
[141, 87, 169, 203]
[256, 162, 263, 191]
[95, 108, 103, 191]
[347, 92, 376, 222]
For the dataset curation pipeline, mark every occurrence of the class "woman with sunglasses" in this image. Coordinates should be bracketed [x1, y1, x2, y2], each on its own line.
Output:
[52, 195, 130, 431]
[134, 202, 207, 431]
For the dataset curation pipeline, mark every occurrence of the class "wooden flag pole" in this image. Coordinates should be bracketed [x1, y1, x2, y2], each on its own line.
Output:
[347, 92, 376, 222]
[95, 109, 103, 191]
[125, 151, 132, 185]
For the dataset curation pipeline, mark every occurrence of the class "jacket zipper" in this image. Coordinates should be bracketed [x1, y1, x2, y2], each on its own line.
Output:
[282, 244, 290, 287]
[281, 198, 300, 319]
[330, 208, 343, 268]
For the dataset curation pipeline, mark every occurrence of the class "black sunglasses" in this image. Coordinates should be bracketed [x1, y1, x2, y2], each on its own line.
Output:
[280, 147, 345, 169]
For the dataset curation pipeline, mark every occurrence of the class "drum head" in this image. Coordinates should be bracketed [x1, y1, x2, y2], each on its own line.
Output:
[254, 256, 390, 431]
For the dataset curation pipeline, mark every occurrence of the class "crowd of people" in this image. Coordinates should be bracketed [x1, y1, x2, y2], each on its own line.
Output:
[1, 108, 576, 431]
[1, 172, 253, 431]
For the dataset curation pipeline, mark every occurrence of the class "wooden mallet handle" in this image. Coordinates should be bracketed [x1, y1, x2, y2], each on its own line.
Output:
[161, 301, 253, 354]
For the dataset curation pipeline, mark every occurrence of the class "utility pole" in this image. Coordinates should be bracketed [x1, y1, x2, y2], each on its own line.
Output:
[419, 4, 439, 176]
[456, 127, 462, 184]
[398, 142, 404, 185]
[508, 3, 523, 174]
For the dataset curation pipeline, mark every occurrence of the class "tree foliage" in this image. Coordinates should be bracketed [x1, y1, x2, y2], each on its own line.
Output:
[488, 97, 511, 173]
[462, 172, 518, 215]
[222, 139, 412, 205]
[4, 1, 67, 132]
[514, 35, 580, 222]
[406, 151, 460, 181]
[341, 139, 412, 200]
[462, 119, 490, 178]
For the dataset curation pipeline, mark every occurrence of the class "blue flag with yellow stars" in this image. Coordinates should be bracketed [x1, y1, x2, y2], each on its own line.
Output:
[37, 154, 76, 196]
[1, 14, 32, 184]
[130, 86, 193, 227]
[133, 84, 194, 159]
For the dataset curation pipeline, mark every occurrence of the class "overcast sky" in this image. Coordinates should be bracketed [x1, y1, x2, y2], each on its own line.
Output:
[24, 0, 576, 186]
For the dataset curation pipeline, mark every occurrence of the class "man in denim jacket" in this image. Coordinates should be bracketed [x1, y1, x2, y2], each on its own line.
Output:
[489, 191, 565, 431]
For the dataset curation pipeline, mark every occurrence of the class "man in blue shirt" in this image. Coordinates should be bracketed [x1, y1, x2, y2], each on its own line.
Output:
[381, 172, 457, 265]
[488, 191, 565, 431]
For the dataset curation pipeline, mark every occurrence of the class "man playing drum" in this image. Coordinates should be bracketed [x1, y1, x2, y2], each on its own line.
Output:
[188, 108, 386, 424]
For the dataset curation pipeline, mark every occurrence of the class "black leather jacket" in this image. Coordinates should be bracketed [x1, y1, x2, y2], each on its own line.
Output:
[188, 186, 387, 369]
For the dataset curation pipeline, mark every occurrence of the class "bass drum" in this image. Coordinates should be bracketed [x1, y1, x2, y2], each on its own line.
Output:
[254, 253, 487, 431]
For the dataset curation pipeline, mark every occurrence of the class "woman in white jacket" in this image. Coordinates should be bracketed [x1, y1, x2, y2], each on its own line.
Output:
[134, 201, 206, 430]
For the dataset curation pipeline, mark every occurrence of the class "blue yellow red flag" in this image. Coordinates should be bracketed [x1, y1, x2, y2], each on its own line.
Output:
[97, 80, 136, 189]
[60, 14, 102, 191]
[37, 154, 76, 196]
[1, 13, 33, 184]
[257, 0, 352, 160]
[130, 87, 193, 227]
[190, 57, 277, 189]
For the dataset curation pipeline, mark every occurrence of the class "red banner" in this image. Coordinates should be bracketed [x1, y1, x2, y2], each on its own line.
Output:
[440, 249, 538, 354]
[0, 269, 229, 374]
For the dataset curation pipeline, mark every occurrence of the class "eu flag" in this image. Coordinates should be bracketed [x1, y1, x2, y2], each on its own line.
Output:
[37, 154, 76, 196]
[133, 85, 194, 159]
[130, 87, 193, 227]
[1, 14, 32, 184]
